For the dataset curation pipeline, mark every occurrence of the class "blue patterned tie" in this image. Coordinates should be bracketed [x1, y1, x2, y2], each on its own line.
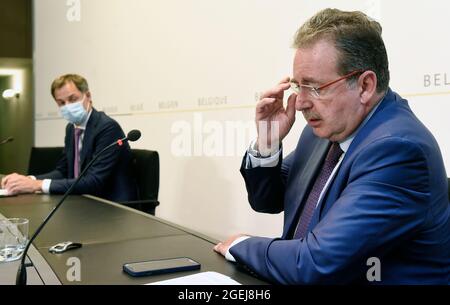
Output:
[293, 142, 343, 239]
[73, 128, 83, 178]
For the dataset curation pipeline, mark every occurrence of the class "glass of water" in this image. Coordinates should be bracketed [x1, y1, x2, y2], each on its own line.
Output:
[0, 218, 29, 263]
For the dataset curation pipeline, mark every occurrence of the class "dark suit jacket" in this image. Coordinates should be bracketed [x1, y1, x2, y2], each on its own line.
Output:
[233, 89, 450, 284]
[37, 108, 137, 202]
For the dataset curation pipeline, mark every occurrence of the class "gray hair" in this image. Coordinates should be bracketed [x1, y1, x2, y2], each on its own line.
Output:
[293, 8, 389, 92]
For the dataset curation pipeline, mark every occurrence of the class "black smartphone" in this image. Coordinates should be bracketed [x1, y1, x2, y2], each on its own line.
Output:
[123, 257, 201, 277]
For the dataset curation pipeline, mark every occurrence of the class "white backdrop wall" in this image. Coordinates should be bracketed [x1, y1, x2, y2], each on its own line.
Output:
[33, 0, 450, 240]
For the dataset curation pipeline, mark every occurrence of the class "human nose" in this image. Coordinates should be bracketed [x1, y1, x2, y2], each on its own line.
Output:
[295, 90, 313, 111]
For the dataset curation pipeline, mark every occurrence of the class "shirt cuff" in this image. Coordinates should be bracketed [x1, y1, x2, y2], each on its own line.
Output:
[41, 179, 51, 193]
[225, 236, 251, 262]
[245, 140, 281, 169]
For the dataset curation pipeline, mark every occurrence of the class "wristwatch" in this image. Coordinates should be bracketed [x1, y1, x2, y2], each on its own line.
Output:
[248, 140, 280, 158]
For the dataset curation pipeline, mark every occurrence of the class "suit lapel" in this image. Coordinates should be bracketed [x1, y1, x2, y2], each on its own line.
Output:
[66, 124, 75, 178]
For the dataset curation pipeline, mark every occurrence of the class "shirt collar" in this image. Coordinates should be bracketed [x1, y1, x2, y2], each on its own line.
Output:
[338, 93, 387, 153]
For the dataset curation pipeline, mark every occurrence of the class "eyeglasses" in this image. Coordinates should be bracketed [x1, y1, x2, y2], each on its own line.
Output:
[290, 70, 364, 99]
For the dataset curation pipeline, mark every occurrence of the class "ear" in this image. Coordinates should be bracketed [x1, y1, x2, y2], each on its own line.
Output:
[85, 91, 93, 104]
[84, 91, 93, 111]
[358, 71, 377, 105]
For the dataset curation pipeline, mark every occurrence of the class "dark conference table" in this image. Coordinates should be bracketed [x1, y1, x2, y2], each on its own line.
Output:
[0, 194, 267, 285]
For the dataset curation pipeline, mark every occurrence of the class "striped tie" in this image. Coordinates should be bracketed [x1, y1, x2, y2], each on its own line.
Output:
[293, 142, 343, 239]
[73, 128, 83, 178]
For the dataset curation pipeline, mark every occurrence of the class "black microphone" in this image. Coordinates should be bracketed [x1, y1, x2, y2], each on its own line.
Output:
[16, 129, 141, 285]
[127, 129, 141, 142]
[0, 136, 14, 145]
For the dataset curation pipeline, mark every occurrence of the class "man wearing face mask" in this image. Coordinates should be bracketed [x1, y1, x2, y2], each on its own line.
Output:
[1, 74, 137, 202]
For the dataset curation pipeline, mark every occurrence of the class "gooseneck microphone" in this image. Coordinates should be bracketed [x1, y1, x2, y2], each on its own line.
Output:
[0, 137, 14, 145]
[124, 129, 141, 142]
[16, 130, 141, 285]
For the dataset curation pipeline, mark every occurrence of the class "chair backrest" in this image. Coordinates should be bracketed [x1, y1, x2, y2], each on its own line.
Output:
[448, 178, 450, 202]
[28, 146, 64, 176]
[130, 149, 160, 203]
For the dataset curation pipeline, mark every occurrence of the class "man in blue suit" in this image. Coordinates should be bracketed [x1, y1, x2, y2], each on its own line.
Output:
[1, 74, 137, 202]
[214, 9, 450, 284]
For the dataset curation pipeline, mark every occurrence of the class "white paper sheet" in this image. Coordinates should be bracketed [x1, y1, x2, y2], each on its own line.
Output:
[147, 271, 241, 285]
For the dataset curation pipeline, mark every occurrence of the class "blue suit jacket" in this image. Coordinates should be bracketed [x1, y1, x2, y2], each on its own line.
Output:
[37, 108, 137, 202]
[233, 89, 450, 284]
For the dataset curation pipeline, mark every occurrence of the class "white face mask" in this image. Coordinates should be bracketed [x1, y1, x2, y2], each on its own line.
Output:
[60, 96, 88, 125]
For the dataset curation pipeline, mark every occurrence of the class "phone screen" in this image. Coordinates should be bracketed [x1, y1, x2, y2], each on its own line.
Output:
[124, 257, 200, 276]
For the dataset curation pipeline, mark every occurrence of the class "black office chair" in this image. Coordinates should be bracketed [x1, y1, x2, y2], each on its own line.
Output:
[119, 149, 160, 215]
[448, 178, 450, 202]
[28, 146, 64, 176]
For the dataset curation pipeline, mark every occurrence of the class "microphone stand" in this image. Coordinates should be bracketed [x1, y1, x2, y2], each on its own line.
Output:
[16, 137, 128, 285]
